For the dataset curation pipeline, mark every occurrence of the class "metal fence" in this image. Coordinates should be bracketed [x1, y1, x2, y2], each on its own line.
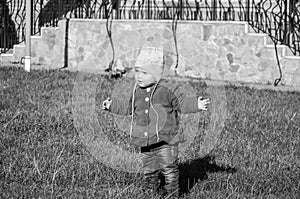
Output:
[1, 0, 300, 55]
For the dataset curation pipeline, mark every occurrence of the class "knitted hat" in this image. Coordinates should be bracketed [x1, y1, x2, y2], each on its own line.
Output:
[134, 47, 164, 81]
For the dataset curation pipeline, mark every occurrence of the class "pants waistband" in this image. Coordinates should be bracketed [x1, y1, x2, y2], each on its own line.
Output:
[141, 141, 168, 153]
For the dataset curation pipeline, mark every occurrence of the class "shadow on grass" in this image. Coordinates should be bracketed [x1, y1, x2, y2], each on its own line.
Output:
[179, 156, 237, 196]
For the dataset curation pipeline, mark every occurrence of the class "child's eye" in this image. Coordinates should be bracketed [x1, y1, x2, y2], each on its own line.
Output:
[137, 71, 146, 75]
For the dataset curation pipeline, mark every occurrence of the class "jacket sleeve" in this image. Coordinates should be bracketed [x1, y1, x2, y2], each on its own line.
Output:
[170, 83, 199, 114]
[109, 96, 133, 116]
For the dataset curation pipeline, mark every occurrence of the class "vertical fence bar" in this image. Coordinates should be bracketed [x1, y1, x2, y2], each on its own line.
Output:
[288, 0, 295, 32]
[211, 0, 217, 20]
[31, 0, 34, 34]
[179, 0, 183, 20]
[59, 0, 62, 21]
[245, 0, 249, 22]
[114, 0, 120, 19]
[147, 0, 150, 19]
[40, 0, 43, 29]
[2, 1, 7, 53]
[283, 0, 288, 44]
[25, 0, 32, 72]
[86, 0, 90, 18]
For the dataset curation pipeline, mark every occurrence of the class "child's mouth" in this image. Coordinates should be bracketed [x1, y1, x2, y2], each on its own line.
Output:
[137, 81, 147, 88]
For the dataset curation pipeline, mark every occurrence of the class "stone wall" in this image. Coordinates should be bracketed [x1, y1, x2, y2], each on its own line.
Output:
[30, 19, 300, 86]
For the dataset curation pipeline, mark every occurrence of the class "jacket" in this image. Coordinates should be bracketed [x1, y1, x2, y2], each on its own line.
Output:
[109, 79, 200, 147]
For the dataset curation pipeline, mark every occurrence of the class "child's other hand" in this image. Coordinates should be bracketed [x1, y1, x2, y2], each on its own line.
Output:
[102, 97, 112, 110]
[198, 97, 210, 110]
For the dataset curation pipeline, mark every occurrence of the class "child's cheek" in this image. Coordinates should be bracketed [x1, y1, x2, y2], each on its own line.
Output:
[134, 73, 139, 80]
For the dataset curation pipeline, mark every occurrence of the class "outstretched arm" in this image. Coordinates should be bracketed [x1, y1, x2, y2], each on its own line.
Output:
[102, 96, 133, 116]
[171, 84, 209, 113]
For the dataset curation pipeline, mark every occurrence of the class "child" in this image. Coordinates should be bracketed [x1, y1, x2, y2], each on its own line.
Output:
[102, 48, 209, 197]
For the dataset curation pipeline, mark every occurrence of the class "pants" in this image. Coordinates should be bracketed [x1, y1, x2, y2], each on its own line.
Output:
[141, 142, 179, 197]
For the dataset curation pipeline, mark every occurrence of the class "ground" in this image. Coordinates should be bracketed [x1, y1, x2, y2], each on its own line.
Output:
[0, 65, 299, 198]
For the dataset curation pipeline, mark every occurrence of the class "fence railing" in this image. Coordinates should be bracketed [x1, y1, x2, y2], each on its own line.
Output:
[1, 0, 299, 56]
[245, 0, 300, 56]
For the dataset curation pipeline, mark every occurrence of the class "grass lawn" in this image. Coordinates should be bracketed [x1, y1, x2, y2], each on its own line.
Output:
[0, 66, 299, 198]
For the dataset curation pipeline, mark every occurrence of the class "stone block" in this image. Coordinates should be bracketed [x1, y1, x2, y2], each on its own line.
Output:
[281, 74, 296, 86]
[241, 49, 259, 65]
[77, 31, 87, 46]
[229, 64, 240, 73]
[245, 34, 265, 47]
[257, 60, 271, 72]
[224, 72, 237, 81]
[284, 48, 296, 57]
[237, 66, 257, 79]
[291, 73, 300, 86]
[260, 47, 283, 59]
[281, 58, 300, 71]
[0, 54, 14, 63]
[162, 28, 173, 39]
[13, 45, 25, 62]
[202, 25, 213, 41]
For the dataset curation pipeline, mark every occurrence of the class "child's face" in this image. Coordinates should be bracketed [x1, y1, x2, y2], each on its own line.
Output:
[134, 67, 156, 88]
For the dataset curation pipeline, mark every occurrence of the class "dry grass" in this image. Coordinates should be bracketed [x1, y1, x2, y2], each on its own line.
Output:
[0, 66, 299, 198]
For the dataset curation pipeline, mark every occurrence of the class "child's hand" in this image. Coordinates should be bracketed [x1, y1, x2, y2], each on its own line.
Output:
[198, 97, 210, 110]
[102, 97, 112, 110]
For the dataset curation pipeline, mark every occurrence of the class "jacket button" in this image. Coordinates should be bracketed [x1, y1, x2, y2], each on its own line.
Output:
[145, 109, 148, 114]
[146, 88, 151, 92]
[144, 132, 148, 136]
[145, 97, 149, 102]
